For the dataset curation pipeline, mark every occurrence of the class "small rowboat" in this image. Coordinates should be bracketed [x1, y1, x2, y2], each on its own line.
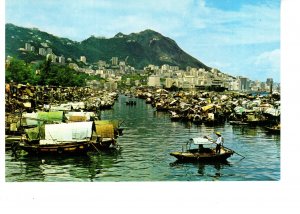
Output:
[126, 100, 136, 105]
[170, 137, 235, 163]
[265, 126, 280, 134]
[229, 120, 249, 125]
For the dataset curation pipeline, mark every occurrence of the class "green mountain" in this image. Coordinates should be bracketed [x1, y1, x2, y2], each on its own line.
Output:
[5, 23, 210, 70]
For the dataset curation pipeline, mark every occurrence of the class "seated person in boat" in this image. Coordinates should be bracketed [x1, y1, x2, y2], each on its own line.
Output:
[198, 144, 204, 152]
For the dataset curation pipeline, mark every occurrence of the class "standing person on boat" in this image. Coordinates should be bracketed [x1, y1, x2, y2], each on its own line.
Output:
[214, 132, 224, 154]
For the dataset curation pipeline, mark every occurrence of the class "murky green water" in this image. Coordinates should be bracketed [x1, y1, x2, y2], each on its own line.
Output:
[5, 95, 280, 181]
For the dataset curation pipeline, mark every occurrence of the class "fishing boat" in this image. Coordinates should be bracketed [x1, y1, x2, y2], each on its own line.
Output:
[90, 120, 119, 151]
[19, 139, 90, 155]
[5, 135, 22, 150]
[265, 124, 280, 134]
[229, 120, 249, 125]
[19, 121, 93, 155]
[169, 111, 181, 121]
[170, 137, 235, 162]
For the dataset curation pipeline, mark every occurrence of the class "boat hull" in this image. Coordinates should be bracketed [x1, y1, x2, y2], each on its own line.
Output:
[89, 138, 117, 151]
[265, 127, 280, 134]
[19, 141, 90, 155]
[170, 149, 234, 163]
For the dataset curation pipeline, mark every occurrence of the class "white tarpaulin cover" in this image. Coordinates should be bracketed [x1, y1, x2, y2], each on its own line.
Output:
[39, 139, 88, 145]
[191, 137, 213, 145]
[45, 122, 93, 141]
[23, 112, 38, 126]
[70, 102, 85, 110]
[264, 108, 280, 116]
[50, 104, 72, 111]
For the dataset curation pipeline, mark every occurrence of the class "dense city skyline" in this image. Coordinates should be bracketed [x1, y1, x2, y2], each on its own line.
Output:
[5, 0, 280, 82]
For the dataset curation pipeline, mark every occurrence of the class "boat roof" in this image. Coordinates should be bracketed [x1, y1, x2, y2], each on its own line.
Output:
[190, 137, 213, 145]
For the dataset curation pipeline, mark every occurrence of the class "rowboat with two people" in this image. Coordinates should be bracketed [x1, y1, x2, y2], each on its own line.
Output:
[170, 133, 244, 163]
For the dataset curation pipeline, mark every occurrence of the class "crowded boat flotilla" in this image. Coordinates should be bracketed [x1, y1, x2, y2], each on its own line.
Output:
[5, 81, 280, 181]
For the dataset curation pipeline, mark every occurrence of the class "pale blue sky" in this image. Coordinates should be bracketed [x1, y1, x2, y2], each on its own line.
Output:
[5, 0, 280, 82]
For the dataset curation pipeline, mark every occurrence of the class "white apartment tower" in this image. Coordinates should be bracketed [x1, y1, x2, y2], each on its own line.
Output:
[25, 43, 31, 51]
[58, 56, 65, 64]
[111, 57, 118, 66]
[39, 48, 46, 56]
[80, 56, 87, 63]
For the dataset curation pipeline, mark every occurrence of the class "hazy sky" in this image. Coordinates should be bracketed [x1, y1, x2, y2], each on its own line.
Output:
[5, 0, 280, 82]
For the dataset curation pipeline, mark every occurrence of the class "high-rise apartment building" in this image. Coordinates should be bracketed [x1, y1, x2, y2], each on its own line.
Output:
[80, 56, 86, 63]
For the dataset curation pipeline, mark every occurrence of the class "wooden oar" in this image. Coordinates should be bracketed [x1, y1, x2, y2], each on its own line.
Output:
[222, 145, 245, 159]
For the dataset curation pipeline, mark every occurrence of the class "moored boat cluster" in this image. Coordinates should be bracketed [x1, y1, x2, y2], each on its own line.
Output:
[5, 83, 118, 114]
[134, 87, 280, 128]
[5, 83, 122, 155]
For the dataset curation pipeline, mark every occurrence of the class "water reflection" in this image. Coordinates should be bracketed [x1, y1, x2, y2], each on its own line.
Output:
[170, 160, 231, 180]
[6, 148, 123, 182]
[232, 125, 259, 136]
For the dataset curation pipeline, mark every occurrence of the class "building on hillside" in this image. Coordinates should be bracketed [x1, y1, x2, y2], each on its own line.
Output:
[69, 63, 79, 71]
[161, 64, 170, 71]
[169, 65, 179, 71]
[58, 56, 65, 64]
[145, 64, 159, 71]
[46, 53, 57, 63]
[111, 57, 118, 66]
[80, 56, 86, 63]
[165, 78, 175, 88]
[119, 61, 126, 71]
[260, 82, 267, 91]
[95, 70, 104, 75]
[25, 43, 31, 51]
[266, 78, 273, 86]
[211, 68, 219, 74]
[239, 77, 250, 91]
[182, 81, 193, 89]
[211, 79, 224, 89]
[104, 81, 118, 91]
[46, 48, 53, 55]
[148, 75, 161, 87]
[126, 78, 131, 86]
[189, 68, 199, 77]
[195, 76, 206, 86]
[266, 78, 274, 92]
[86, 80, 102, 89]
[183, 75, 195, 88]
[98, 60, 106, 67]
[39, 48, 47, 56]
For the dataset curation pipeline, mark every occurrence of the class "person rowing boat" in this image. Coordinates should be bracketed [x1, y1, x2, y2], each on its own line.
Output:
[204, 132, 224, 154]
[204, 133, 245, 159]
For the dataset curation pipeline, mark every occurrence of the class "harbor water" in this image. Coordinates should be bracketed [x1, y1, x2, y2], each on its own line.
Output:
[5, 95, 280, 181]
